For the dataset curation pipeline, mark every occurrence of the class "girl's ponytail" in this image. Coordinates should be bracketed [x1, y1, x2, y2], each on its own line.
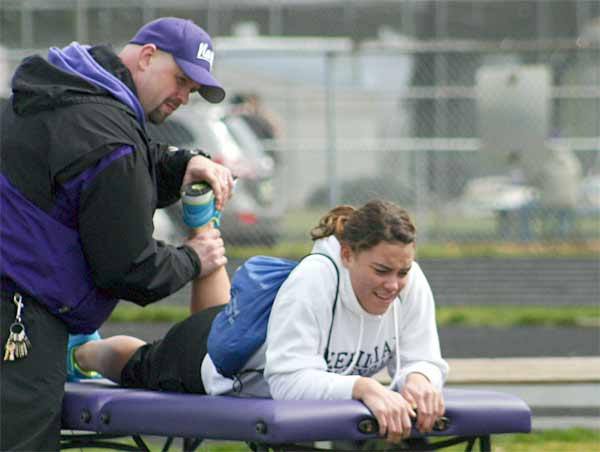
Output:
[310, 205, 356, 241]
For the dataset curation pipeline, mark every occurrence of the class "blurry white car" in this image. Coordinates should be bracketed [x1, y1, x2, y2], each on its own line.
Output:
[458, 175, 539, 217]
[459, 173, 600, 217]
[578, 174, 600, 213]
[148, 104, 282, 246]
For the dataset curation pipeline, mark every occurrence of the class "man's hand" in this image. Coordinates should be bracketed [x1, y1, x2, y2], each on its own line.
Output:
[400, 373, 445, 434]
[182, 156, 235, 210]
[353, 377, 416, 444]
[185, 228, 227, 277]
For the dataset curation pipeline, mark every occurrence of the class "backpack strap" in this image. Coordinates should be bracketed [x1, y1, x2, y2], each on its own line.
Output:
[298, 253, 340, 363]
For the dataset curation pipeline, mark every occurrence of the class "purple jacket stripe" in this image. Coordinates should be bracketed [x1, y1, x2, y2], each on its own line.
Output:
[0, 173, 117, 333]
[52, 145, 135, 229]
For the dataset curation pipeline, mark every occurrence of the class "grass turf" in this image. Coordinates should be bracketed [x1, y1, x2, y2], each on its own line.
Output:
[77, 428, 600, 451]
[109, 303, 600, 328]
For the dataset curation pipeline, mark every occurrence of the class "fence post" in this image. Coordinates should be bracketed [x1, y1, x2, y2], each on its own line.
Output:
[325, 50, 338, 207]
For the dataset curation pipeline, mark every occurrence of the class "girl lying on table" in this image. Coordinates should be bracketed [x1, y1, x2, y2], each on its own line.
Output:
[68, 200, 448, 444]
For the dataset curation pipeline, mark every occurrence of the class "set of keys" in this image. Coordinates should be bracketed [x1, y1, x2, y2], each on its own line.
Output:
[3, 293, 32, 361]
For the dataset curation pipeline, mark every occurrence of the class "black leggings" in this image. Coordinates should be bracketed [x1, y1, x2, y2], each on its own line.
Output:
[120, 304, 224, 394]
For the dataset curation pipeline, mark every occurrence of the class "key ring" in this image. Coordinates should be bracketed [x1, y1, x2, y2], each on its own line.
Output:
[9, 322, 25, 341]
[13, 293, 23, 322]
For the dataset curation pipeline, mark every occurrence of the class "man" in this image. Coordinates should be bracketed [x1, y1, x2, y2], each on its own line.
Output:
[229, 93, 281, 142]
[228, 92, 283, 159]
[0, 17, 234, 450]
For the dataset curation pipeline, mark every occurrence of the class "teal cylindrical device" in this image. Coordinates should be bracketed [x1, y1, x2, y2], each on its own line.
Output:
[181, 182, 220, 229]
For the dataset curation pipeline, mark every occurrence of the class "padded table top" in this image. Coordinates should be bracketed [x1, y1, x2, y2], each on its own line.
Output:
[62, 382, 531, 443]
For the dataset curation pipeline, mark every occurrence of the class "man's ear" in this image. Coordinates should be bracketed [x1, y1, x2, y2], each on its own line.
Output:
[138, 44, 158, 71]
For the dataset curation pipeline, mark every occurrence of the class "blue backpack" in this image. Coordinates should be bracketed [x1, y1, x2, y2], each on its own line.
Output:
[207, 253, 339, 378]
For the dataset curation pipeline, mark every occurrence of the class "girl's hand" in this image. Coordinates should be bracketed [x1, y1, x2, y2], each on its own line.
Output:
[400, 372, 445, 433]
[353, 377, 416, 444]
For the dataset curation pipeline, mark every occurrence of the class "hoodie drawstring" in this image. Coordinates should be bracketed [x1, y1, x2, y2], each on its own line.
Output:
[341, 299, 401, 379]
[388, 300, 401, 389]
[340, 314, 364, 376]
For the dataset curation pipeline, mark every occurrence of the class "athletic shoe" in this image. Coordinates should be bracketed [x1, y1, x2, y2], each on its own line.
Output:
[66, 331, 103, 382]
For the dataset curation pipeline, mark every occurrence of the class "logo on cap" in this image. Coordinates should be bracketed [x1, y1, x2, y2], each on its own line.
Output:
[196, 42, 214, 70]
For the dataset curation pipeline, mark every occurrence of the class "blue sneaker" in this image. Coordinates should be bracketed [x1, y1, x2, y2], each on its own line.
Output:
[67, 331, 103, 382]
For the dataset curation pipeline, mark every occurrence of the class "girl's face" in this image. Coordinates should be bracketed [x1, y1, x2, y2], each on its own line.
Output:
[341, 241, 415, 315]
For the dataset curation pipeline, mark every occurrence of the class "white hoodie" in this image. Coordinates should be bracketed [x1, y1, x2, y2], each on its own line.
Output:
[201, 235, 449, 399]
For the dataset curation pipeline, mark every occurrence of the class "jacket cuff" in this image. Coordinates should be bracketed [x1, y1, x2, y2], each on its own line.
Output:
[161, 147, 211, 183]
[333, 375, 361, 400]
[187, 148, 211, 159]
[180, 244, 202, 278]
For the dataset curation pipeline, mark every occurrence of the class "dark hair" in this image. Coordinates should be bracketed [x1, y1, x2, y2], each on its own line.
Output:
[229, 93, 249, 105]
[310, 200, 416, 252]
[230, 92, 259, 105]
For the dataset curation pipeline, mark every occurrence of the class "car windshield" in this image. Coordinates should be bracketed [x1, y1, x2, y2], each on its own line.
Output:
[147, 110, 277, 180]
[147, 116, 244, 162]
[222, 116, 269, 163]
[209, 120, 245, 161]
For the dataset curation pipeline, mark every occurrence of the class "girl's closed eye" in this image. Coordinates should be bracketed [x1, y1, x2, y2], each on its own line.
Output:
[373, 267, 390, 275]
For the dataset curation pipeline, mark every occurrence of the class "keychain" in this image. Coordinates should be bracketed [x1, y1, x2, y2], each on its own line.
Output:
[3, 293, 32, 361]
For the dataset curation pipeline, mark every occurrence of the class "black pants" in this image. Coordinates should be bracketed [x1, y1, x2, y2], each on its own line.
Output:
[0, 294, 67, 451]
[121, 304, 224, 394]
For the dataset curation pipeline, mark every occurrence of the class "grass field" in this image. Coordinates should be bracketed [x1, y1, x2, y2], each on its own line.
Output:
[109, 303, 600, 328]
[77, 428, 600, 451]
[227, 239, 600, 261]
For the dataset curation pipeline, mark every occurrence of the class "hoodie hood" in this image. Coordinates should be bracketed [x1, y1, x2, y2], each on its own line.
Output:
[12, 43, 145, 124]
[311, 235, 362, 314]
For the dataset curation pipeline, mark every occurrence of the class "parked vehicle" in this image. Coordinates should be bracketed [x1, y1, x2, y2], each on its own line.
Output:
[147, 103, 282, 246]
[458, 175, 539, 217]
[578, 174, 600, 214]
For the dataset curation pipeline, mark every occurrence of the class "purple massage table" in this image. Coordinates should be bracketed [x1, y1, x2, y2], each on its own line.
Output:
[61, 381, 531, 451]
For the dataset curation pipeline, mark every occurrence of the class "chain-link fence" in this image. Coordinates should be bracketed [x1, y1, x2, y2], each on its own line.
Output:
[212, 40, 599, 246]
[1, 0, 599, 247]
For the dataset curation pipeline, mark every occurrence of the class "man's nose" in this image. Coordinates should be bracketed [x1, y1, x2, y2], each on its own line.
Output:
[177, 88, 190, 105]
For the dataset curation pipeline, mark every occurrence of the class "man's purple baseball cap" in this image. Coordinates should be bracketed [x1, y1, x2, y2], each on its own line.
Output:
[130, 17, 226, 103]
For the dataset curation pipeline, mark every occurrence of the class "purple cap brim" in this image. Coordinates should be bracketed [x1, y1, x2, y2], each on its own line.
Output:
[175, 57, 225, 104]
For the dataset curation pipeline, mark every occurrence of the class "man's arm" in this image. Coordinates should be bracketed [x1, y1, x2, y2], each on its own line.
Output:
[151, 142, 197, 208]
[78, 145, 201, 304]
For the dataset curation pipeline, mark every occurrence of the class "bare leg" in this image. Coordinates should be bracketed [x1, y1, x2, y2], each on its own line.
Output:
[190, 265, 230, 314]
[75, 336, 145, 383]
[189, 224, 231, 314]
